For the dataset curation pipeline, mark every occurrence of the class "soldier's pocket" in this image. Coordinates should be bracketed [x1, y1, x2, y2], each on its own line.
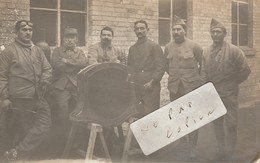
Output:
[182, 51, 197, 69]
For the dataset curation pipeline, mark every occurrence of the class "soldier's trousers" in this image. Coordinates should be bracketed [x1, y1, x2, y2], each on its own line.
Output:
[213, 93, 238, 157]
[169, 82, 199, 151]
[50, 82, 77, 154]
[134, 83, 161, 117]
[0, 111, 7, 154]
[6, 98, 52, 156]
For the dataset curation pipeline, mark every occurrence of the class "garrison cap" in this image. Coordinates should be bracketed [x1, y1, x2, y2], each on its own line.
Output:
[172, 15, 186, 26]
[210, 18, 226, 31]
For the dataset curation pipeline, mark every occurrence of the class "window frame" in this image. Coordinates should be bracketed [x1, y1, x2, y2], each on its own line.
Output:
[30, 0, 88, 47]
[231, 0, 249, 47]
[158, 0, 172, 46]
[158, 0, 187, 46]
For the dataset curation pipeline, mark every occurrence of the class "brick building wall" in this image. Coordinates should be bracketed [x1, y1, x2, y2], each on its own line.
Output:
[87, 0, 159, 52]
[189, 0, 231, 46]
[0, 0, 29, 46]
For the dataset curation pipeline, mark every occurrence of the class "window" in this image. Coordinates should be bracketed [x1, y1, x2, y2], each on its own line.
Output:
[158, 0, 187, 46]
[232, 0, 248, 46]
[30, 0, 87, 46]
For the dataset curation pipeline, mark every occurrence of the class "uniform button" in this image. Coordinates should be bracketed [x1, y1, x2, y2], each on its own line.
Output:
[141, 70, 144, 72]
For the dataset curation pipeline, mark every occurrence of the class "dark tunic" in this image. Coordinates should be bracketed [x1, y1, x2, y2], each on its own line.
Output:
[127, 37, 166, 115]
[51, 46, 88, 90]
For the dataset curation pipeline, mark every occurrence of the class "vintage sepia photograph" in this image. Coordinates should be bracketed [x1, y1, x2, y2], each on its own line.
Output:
[0, 0, 259, 162]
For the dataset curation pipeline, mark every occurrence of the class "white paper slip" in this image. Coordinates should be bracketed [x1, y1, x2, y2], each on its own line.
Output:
[130, 82, 227, 156]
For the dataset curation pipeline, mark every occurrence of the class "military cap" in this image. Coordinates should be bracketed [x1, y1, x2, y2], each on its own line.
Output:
[64, 27, 78, 36]
[172, 15, 186, 26]
[210, 18, 226, 31]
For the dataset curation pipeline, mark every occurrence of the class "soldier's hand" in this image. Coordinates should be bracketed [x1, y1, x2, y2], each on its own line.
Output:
[126, 74, 132, 83]
[1, 99, 12, 112]
[144, 79, 154, 91]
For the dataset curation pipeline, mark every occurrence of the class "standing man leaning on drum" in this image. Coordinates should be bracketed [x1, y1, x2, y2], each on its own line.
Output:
[87, 26, 127, 156]
[49, 27, 88, 156]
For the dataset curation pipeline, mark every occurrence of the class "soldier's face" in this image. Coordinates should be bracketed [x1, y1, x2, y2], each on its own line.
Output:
[17, 25, 33, 44]
[211, 28, 226, 44]
[63, 35, 78, 48]
[172, 25, 186, 42]
[134, 23, 148, 38]
[101, 30, 113, 44]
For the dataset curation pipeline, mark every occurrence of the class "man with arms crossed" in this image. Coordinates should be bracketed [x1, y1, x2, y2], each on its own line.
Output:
[50, 27, 88, 156]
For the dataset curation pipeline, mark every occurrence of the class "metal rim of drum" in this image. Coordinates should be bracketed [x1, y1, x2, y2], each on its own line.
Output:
[71, 63, 136, 126]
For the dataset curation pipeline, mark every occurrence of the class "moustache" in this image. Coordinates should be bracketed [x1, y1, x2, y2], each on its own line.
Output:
[136, 32, 144, 36]
[102, 39, 111, 43]
[64, 41, 76, 46]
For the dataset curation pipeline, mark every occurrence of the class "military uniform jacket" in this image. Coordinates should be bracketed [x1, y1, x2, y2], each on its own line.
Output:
[0, 39, 52, 100]
[50, 46, 88, 90]
[165, 39, 203, 94]
[201, 41, 251, 97]
[127, 38, 166, 85]
[88, 42, 126, 64]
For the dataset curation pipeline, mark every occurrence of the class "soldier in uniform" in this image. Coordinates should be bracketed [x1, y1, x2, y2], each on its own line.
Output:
[88, 26, 127, 157]
[201, 18, 251, 161]
[127, 20, 166, 117]
[50, 27, 88, 155]
[0, 20, 52, 161]
[164, 16, 204, 159]
[88, 26, 126, 64]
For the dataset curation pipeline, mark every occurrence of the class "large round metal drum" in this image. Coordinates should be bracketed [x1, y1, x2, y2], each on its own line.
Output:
[71, 63, 137, 126]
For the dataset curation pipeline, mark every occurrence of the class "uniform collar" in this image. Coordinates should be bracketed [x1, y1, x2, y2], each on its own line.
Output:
[212, 40, 225, 49]
[136, 37, 148, 44]
[100, 42, 112, 50]
[15, 38, 34, 49]
[62, 46, 77, 52]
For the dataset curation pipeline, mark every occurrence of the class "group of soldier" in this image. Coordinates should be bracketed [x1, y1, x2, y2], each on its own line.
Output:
[0, 15, 251, 162]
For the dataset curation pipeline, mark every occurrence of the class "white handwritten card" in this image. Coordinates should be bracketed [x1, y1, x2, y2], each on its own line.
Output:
[130, 82, 227, 155]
